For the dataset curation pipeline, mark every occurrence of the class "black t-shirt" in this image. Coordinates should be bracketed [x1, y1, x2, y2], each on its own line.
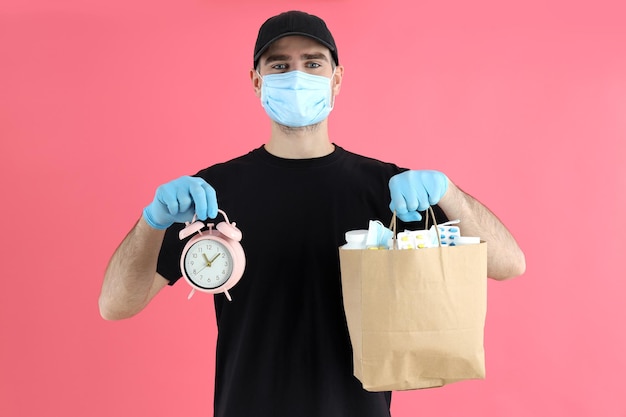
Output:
[157, 145, 447, 417]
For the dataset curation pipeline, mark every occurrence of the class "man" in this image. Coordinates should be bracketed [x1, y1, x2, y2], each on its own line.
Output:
[99, 10, 525, 417]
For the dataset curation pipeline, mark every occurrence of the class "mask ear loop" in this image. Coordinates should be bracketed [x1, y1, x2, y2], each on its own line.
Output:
[255, 71, 266, 105]
[329, 67, 338, 109]
[255, 70, 264, 91]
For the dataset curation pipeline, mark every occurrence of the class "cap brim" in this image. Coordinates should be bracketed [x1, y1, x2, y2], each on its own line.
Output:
[253, 32, 336, 66]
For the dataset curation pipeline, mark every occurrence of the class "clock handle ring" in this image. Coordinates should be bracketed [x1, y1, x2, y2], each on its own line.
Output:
[217, 209, 231, 225]
[184, 209, 231, 226]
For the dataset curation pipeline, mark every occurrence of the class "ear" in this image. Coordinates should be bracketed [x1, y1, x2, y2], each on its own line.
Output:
[250, 69, 262, 98]
[332, 65, 344, 97]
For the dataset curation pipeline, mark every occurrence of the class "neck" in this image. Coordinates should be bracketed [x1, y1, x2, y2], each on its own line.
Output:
[264, 119, 335, 159]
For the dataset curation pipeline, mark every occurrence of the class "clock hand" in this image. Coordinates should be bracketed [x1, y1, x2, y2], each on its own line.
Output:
[208, 253, 220, 265]
[201, 252, 221, 267]
[194, 264, 209, 275]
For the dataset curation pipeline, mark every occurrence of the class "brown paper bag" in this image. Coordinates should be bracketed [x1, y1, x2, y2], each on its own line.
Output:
[339, 209, 488, 391]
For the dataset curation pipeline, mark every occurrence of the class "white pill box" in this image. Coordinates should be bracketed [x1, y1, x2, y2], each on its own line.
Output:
[342, 229, 368, 249]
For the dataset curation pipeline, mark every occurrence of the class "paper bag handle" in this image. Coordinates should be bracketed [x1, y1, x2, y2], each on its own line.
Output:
[390, 207, 443, 248]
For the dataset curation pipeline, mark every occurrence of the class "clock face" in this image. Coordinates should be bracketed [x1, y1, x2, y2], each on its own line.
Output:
[183, 239, 234, 290]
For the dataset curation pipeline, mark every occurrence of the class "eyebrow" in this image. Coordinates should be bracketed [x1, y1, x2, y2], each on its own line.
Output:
[263, 52, 330, 65]
[264, 54, 291, 65]
[301, 53, 329, 62]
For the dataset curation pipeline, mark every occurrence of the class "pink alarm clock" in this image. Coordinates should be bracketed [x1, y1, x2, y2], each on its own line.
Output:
[178, 209, 245, 301]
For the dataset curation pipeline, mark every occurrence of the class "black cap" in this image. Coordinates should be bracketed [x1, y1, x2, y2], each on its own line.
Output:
[253, 10, 338, 68]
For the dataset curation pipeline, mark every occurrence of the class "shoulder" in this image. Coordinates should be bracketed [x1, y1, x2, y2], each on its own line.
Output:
[334, 145, 407, 175]
[194, 148, 262, 178]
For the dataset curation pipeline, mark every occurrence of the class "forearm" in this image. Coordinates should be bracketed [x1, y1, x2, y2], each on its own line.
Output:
[99, 217, 166, 320]
[437, 181, 526, 280]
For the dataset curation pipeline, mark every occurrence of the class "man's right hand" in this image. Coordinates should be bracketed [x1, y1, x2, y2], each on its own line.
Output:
[142, 176, 218, 229]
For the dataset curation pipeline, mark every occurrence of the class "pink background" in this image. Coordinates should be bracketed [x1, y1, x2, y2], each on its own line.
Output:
[1, 0, 625, 416]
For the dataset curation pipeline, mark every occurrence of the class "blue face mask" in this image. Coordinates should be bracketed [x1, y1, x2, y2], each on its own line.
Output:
[259, 70, 335, 128]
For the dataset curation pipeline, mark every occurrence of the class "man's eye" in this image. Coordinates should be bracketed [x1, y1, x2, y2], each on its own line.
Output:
[306, 62, 321, 68]
[272, 64, 287, 70]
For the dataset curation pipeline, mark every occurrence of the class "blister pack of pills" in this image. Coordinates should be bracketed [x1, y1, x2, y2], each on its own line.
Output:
[395, 220, 479, 249]
[397, 227, 438, 249]
[437, 223, 462, 246]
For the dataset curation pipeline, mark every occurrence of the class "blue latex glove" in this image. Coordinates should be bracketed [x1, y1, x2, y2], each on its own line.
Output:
[389, 170, 449, 222]
[142, 176, 218, 229]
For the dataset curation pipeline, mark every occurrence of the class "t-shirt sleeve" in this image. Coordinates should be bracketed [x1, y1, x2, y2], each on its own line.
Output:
[156, 222, 187, 285]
